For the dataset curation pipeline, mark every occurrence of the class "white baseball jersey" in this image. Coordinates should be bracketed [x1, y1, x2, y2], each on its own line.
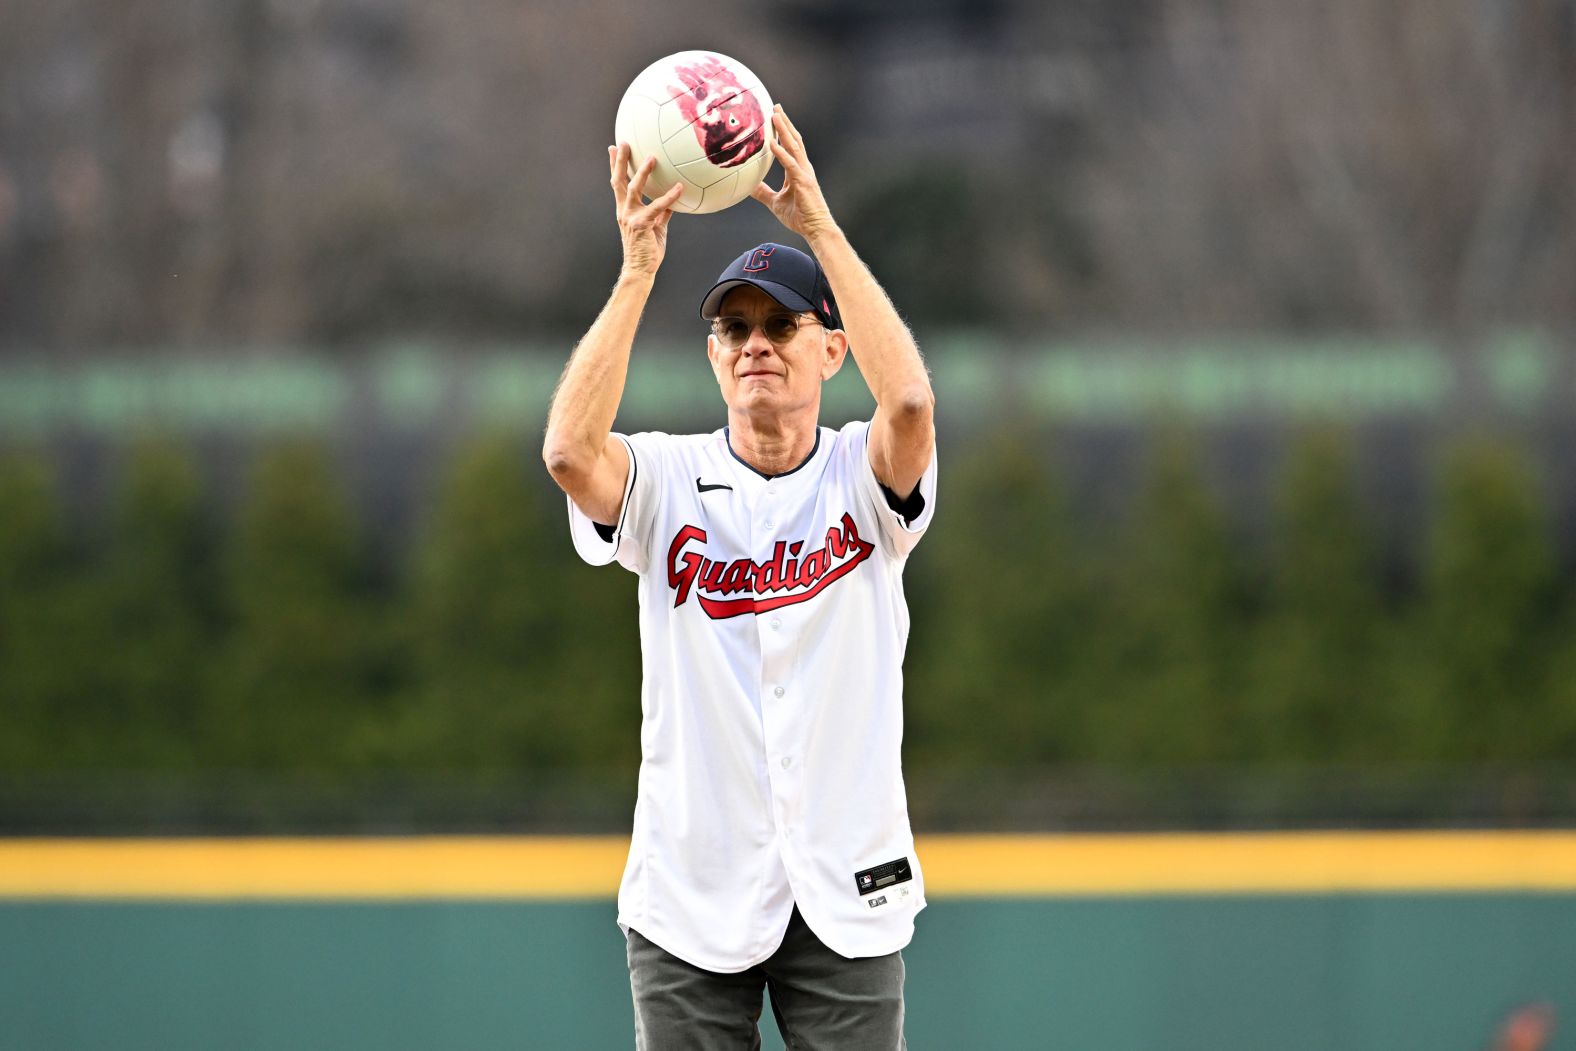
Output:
[566, 418, 937, 973]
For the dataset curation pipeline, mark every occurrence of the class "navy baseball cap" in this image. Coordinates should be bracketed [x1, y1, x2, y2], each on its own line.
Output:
[699, 243, 842, 331]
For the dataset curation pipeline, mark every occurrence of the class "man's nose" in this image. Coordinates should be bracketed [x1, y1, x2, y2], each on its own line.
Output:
[740, 325, 774, 354]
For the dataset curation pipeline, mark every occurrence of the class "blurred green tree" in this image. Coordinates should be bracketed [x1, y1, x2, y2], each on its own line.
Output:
[547, 536, 643, 774]
[1085, 428, 1249, 762]
[1538, 590, 1576, 760]
[64, 438, 216, 768]
[1245, 428, 1390, 761]
[207, 442, 382, 768]
[0, 453, 81, 768]
[394, 435, 639, 775]
[905, 422, 1099, 770]
[1404, 436, 1557, 761]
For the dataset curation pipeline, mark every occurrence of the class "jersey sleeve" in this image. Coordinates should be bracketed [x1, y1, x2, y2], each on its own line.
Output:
[846, 419, 938, 560]
[566, 431, 665, 573]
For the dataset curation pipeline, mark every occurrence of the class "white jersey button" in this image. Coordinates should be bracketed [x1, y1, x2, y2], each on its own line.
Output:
[764, 518, 775, 529]
[780, 756, 792, 769]
[773, 685, 785, 698]
[770, 618, 782, 631]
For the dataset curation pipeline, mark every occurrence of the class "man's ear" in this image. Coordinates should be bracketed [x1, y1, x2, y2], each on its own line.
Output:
[820, 329, 848, 381]
[707, 334, 726, 383]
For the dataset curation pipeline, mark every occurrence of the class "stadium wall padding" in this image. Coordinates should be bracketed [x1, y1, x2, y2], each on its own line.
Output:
[2, 835, 1573, 1051]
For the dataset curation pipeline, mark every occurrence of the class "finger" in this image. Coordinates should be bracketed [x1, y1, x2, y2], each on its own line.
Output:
[626, 154, 658, 208]
[774, 105, 805, 152]
[769, 109, 795, 156]
[749, 181, 778, 205]
[768, 138, 799, 175]
[632, 180, 684, 218]
[610, 144, 631, 202]
[770, 122, 804, 172]
[653, 180, 685, 211]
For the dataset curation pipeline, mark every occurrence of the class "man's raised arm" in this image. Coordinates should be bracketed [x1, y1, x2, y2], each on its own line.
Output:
[750, 106, 935, 501]
[543, 146, 683, 524]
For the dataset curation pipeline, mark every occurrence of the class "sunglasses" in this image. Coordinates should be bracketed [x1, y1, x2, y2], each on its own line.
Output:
[710, 314, 824, 349]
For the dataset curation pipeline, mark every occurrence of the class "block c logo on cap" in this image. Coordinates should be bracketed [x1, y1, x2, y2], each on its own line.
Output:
[744, 246, 775, 272]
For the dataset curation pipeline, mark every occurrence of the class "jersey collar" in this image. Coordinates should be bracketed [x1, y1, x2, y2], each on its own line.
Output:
[723, 426, 822, 481]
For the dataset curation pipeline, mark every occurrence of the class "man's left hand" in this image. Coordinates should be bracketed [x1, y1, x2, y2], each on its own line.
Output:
[751, 106, 838, 240]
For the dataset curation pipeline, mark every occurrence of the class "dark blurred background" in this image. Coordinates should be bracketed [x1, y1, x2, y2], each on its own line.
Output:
[3, 0, 1576, 833]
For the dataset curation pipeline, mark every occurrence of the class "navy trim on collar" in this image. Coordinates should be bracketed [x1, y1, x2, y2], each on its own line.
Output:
[723, 426, 822, 481]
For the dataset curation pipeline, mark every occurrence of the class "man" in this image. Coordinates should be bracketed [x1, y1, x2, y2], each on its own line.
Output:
[543, 105, 936, 1050]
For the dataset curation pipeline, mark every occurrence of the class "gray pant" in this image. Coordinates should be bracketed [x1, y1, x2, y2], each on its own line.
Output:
[626, 906, 907, 1050]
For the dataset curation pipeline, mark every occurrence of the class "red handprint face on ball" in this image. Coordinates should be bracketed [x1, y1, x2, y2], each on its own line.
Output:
[667, 57, 766, 168]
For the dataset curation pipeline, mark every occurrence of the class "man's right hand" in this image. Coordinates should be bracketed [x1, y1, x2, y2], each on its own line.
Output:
[611, 144, 684, 278]
[542, 147, 675, 527]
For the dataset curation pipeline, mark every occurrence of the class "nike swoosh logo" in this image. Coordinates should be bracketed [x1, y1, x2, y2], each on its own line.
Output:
[696, 478, 733, 494]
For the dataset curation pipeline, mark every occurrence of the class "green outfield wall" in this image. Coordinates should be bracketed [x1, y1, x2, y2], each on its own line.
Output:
[0, 333, 1561, 436]
[2, 835, 1573, 1050]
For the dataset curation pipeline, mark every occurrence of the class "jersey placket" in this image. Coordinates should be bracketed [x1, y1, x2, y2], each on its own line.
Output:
[753, 473, 803, 866]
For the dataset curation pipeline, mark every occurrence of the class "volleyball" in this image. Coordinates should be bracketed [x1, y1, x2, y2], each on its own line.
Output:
[613, 51, 775, 215]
